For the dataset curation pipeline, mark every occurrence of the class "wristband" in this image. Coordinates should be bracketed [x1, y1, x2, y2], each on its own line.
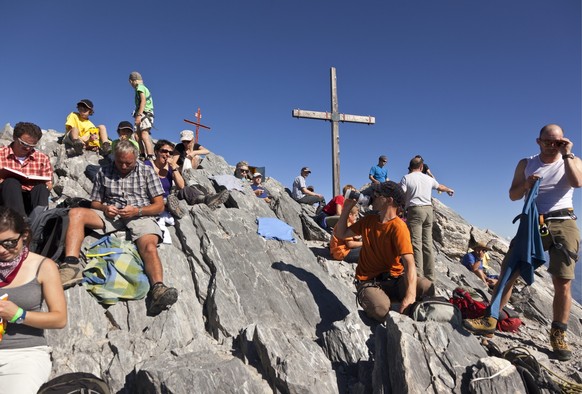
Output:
[9, 307, 23, 323]
[138, 207, 143, 217]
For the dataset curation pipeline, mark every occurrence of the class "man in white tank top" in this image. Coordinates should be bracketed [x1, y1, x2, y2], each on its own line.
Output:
[464, 124, 581, 361]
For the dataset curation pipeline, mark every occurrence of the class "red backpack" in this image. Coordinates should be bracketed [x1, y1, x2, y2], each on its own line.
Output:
[449, 287, 522, 332]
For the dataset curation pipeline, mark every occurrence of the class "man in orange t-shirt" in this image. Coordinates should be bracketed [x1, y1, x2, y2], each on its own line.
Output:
[335, 181, 433, 322]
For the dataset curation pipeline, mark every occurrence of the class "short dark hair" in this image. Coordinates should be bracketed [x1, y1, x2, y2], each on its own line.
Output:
[13, 122, 42, 141]
[154, 139, 175, 152]
[0, 206, 31, 246]
[373, 181, 406, 209]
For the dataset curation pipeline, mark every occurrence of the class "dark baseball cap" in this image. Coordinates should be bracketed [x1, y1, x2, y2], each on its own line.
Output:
[77, 99, 94, 110]
[301, 167, 311, 173]
[379, 155, 388, 162]
[117, 121, 134, 132]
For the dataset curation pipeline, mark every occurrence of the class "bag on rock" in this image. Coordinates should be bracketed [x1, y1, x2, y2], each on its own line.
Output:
[409, 296, 463, 326]
[37, 372, 110, 394]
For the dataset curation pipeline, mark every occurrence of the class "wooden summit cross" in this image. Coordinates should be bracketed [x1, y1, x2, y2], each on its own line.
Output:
[292, 67, 375, 197]
[184, 107, 211, 144]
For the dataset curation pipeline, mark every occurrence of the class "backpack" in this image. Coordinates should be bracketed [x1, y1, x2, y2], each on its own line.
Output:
[409, 296, 463, 327]
[449, 287, 488, 319]
[29, 207, 70, 262]
[37, 372, 110, 394]
[449, 287, 522, 332]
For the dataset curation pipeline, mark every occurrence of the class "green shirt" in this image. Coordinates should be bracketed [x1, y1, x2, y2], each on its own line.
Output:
[134, 84, 154, 114]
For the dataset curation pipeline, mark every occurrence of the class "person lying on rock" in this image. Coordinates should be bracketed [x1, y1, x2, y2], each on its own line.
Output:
[334, 181, 434, 322]
[58, 140, 178, 316]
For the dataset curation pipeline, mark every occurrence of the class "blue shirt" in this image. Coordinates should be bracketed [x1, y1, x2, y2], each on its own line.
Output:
[461, 252, 483, 271]
[369, 165, 388, 182]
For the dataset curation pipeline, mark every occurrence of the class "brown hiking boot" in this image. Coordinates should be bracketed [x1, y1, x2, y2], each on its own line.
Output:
[59, 257, 83, 289]
[204, 189, 230, 209]
[146, 282, 178, 316]
[463, 316, 497, 336]
[550, 327, 572, 361]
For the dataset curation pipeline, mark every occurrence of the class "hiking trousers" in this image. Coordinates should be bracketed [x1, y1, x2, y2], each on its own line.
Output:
[406, 205, 435, 281]
[356, 275, 434, 322]
[0, 178, 49, 217]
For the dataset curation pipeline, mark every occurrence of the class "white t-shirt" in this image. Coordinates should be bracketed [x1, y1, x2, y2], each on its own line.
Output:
[400, 172, 439, 208]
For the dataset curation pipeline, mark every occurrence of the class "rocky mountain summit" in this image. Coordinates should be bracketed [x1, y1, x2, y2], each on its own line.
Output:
[2, 123, 581, 393]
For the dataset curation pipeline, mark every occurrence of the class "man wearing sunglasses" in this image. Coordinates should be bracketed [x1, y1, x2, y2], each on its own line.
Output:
[465, 124, 581, 361]
[334, 181, 434, 322]
[0, 122, 52, 217]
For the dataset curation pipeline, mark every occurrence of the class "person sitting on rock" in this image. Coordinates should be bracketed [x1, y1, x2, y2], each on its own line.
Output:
[0, 122, 53, 217]
[58, 140, 177, 316]
[315, 184, 356, 232]
[250, 173, 271, 203]
[63, 99, 110, 157]
[329, 205, 362, 263]
[234, 161, 252, 181]
[0, 206, 66, 393]
[291, 167, 325, 208]
[111, 121, 140, 152]
[144, 140, 185, 213]
[171, 130, 209, 171]
[334, 181, 434, 322]
[461, 241, 498, 288]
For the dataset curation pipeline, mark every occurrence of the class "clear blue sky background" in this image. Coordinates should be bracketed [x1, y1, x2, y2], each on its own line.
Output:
[1, 1, 580, 295]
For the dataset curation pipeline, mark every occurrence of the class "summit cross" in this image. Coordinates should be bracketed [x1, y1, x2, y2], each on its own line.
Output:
[292, 67, 375, 197]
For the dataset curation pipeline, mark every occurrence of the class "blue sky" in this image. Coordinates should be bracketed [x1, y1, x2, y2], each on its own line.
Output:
[1, 2, 580, 241]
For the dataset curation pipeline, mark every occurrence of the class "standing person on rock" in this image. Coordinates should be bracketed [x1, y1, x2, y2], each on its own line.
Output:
[400, 156, 454, 282]
[334, 181, 434, 322]
[464, 124, 581, 361]
[129, 71, 155, 160]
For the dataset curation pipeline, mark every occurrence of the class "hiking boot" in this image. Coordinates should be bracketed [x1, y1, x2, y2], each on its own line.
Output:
[550, 327, 572, 361]
[167, 194, 185, 219]
[463, 316, 497, 336]
[59, 257, 83, 289]
[146, 282, 178, 316]
[204, 189, 230, 209]
[72, 139, 85, 156]
[100, 141, 111, 155]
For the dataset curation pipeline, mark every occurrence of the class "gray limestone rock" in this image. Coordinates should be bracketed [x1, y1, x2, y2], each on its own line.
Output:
[1, 123, 579, 393]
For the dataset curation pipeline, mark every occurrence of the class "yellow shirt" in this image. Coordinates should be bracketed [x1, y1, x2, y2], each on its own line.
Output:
[65, 112, 101, 148]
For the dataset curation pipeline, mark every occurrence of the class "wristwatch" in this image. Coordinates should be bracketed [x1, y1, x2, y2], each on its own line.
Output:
[562, 153, 575, 160]
[15, 310, 26, 324]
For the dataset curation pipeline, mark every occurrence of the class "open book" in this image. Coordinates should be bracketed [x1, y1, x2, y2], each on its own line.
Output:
[0, 167, 51, 182]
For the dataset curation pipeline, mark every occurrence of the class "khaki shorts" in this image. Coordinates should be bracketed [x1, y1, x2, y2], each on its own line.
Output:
[136, 113, 154, 132]
[543, 219, 579, 280]
[92, 208, 162, 243]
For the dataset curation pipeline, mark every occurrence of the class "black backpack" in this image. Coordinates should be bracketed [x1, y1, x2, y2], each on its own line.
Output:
[29, 207, 70, 262]
[37, 372, 110, 394]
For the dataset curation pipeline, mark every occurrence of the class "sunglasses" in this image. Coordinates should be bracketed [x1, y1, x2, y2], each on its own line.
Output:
[157, 149, 173, 154]
[539, 139, 565, 148]
[77, 105, 92, 113]
[239, 168, 249, 173]
[0, 234, 22, 250]
[17, 138, 37, 150]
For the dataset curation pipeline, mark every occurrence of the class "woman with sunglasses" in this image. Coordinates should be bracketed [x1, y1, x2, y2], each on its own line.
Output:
[144, 140, 185, 202]
[0, 206, 66, 393]
[234, 161, 252, 181]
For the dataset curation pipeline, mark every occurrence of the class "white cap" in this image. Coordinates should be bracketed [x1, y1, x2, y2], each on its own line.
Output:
[252, 172, 262, 178]
[180, 130, 194, 141]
